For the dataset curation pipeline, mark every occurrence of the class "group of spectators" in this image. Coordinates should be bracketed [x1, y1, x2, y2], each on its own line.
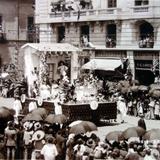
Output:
[139, 35, 154, 48]
[1, 113, 160, 160]
[51, 0, 93, 14]
[0, 77, 28, 98]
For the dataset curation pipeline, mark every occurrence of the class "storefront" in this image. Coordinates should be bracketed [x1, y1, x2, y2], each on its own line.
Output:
[134, 51, 159, 85]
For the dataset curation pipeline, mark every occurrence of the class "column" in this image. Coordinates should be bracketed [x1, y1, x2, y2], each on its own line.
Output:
[119, 21, 134, 48]
[154, 25, 160, 48]
[70, 51, 78, 83]
[127, 51, 135, 80]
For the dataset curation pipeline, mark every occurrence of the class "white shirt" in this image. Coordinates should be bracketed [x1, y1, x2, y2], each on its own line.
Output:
[41, 143, 58, 160]
[117, 100, 127, 116]
[28, 102, 37, 112]
[13, 99, 22, 117]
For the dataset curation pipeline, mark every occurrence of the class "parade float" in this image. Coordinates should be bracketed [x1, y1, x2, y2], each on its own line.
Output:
[21, 43, 117, 122]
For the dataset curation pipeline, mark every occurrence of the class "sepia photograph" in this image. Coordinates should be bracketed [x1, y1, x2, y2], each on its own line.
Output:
[0, 0, 160, 159]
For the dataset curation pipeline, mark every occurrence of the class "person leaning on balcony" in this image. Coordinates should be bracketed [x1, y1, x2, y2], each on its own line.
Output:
[139, 39, 144, 48]
[106, 37, 112, 48]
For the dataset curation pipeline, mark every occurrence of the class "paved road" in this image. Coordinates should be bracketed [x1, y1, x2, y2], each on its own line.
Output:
[95, 115, 160, 141]
[1, 97, 160, 141]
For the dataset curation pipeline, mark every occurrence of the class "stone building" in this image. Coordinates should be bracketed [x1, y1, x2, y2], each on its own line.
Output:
[33, 0, 160, 85]
[0, 0, 37, 77]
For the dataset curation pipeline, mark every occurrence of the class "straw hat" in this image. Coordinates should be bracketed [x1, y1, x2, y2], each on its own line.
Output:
[118, 96, 124, 101]
[32, 130, 45, 141]
[86, 138, 95, 147]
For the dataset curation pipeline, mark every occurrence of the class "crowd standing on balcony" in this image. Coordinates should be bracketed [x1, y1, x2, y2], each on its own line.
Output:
[139, 34, 154, 48]
[51, 0, 93, 14]
[106, 37, 116, 48]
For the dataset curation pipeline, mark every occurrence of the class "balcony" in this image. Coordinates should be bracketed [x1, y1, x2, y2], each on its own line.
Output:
[131, 5, 160, 19]
[49, 8, 121, 23]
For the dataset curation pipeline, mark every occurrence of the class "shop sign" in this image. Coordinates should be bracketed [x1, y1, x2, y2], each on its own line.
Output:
[135, 60, 152, 69]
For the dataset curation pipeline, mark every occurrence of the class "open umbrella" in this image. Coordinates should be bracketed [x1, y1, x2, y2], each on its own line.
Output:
[105, 131, 124, 142]
[122, 127, 146, 140]
[150, 84, 160, 90]
[150, 90, 160, 98]
[131, 80, 139, 85]
[143, 129, 160, 140]
[69, 120, 82, 127]
[130, 86, 139, 92]
[80, 121, 97, 132]
[121, 87, 129, 94]
[69, 124, 87, 135]
[31, 108, 48, 119]
[69, 121, 97, 134]
[22, 113, 43, 122]
[138, 85, 148, 92]
[45, 114, 67, 124]
[0, 107, 14, 120]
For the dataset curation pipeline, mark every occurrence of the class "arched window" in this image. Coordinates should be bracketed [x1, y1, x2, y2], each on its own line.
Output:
[138, 22, 154, 48]
[106, 24, 116, 48]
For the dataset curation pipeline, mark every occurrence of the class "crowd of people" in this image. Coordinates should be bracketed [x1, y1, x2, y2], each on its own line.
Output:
[51, 0, 93, 14]
[139, 35, 154, 48]
[1, 62, 160, 159]
[1, 108, 160, 160]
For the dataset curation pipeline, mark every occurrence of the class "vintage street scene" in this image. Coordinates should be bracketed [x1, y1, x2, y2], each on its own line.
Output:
[0, 0, 160, 159]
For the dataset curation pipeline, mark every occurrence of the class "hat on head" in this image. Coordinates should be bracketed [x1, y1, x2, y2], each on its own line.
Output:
[148, 101, 155, 107]
[34, 122, 42, 131]
[118, 96, 124, 101]
[98, 141, 107, 148]
[86, 138, 95, 147]
[32, 130, 45, 141]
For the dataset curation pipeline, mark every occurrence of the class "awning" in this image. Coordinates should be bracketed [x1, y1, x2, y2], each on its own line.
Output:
[81, 58, 123, 71]
[21, 43, 80, 53]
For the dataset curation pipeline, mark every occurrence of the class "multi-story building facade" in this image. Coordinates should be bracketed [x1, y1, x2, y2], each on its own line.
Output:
[0, 0, 37, 77]
[34, 0, 160, 85]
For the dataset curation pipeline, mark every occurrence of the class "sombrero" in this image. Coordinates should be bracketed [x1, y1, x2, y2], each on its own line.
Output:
[32, 130, 45, 141]
[23, 121, 33, 130]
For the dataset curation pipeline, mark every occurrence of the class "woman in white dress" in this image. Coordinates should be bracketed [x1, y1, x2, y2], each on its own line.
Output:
[40, 83, 51, 100]
[117, 96, 127, 123]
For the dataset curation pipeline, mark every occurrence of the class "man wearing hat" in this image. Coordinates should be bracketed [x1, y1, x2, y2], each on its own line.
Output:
[138, 114, 146, 131]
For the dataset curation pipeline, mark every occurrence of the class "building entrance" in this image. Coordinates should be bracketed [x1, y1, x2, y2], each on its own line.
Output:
[135, 60, 155, 85]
